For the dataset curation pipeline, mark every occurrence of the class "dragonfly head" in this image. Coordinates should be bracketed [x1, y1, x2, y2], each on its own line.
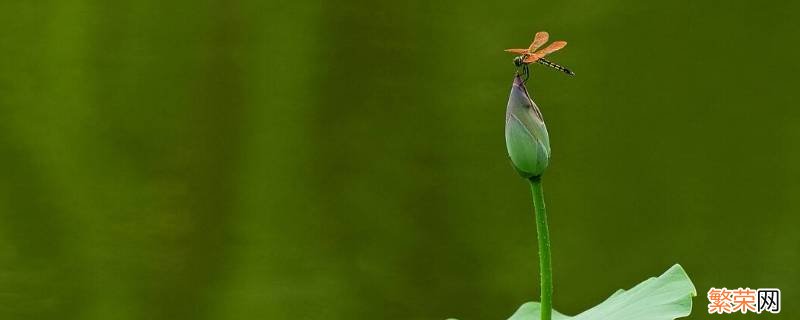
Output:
[513, 56, 525, 67]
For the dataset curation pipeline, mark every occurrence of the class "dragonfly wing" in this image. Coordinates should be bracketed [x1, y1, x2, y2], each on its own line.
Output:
[523, 54, 541, 64]
[528, 31, 549, 52]
[505, 48, 529, 54]
[534, 41, 567, 57]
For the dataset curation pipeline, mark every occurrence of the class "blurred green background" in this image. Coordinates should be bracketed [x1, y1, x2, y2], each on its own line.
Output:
[0, 0, 797, 319]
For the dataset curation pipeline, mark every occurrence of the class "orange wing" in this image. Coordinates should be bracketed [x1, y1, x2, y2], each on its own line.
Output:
[528, 31, 549, 52]
[522, 54, 540, 64]
[523, 41, 568, 63]
[504, 48, 530, 55]
[534, 41, 567, 56]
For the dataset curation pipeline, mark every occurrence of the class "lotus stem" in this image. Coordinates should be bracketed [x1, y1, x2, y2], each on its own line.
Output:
[529, 176, 552, 320]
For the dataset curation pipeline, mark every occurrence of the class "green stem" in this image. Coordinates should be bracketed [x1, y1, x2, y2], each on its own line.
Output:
[529, 177, 552, 320]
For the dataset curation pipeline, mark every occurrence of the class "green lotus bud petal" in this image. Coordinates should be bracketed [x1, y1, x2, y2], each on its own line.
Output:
[505, 75, 551, 178]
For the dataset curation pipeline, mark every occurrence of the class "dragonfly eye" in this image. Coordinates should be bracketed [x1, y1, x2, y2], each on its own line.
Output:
[513, 56, 524, 67]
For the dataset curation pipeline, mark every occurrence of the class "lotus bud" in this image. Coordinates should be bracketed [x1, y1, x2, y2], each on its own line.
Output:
[505, 75, 551, 178]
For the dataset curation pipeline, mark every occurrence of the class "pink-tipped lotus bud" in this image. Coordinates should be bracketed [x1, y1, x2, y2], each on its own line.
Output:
[505, 75, 551, 178]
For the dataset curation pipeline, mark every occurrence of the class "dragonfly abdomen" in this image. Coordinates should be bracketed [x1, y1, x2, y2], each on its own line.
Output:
[537, 58, 575, 76]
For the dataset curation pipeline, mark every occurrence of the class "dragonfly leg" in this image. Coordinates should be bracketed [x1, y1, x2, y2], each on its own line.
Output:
[523, 64, 530, 83]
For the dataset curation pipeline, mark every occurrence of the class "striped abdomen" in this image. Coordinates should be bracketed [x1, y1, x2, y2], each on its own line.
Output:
[537, 58, 575, 76]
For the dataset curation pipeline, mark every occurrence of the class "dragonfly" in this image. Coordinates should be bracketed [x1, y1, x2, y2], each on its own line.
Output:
[505, 31, 574, 81]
